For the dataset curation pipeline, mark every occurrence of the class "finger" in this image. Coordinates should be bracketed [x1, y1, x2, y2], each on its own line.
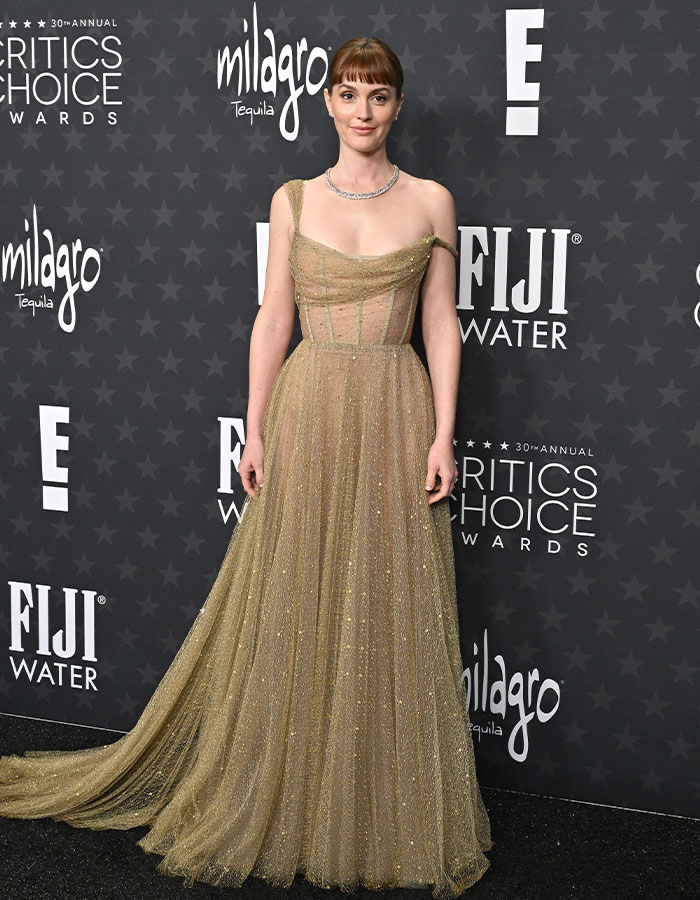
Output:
[437, 468, 457, 494]
[427, 472, 453, 503]
[239, 465, 254, 496]
[426, 486, 440, 501]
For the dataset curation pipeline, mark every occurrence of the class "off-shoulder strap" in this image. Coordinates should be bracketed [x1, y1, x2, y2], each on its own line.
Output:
[283, 178, 304, 233]
[432, 235, 459, 258]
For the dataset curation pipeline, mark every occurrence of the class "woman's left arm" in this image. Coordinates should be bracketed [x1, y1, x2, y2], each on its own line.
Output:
[420, 182, 460, 506]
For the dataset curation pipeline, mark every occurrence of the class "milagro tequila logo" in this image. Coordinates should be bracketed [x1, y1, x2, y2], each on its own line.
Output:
[462, 627, 561, 762]
[457, 225, 577, 350]
[1, 20, 122, 124]
[7, 581, 101, 690]
[2, 204, 102, 332]
[216, 0, 328, 140]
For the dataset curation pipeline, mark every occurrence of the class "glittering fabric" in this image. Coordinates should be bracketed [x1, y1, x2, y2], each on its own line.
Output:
[0, 177, 493, 897]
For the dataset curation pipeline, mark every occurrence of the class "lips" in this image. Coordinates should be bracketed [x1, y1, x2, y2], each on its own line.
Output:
[351, 127, 374, 134]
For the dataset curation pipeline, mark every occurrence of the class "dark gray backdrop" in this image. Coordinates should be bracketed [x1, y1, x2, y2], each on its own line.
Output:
[1, 0, 697, 820]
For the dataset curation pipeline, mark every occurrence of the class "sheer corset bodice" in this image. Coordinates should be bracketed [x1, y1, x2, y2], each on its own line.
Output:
[284, 179, 458, 347]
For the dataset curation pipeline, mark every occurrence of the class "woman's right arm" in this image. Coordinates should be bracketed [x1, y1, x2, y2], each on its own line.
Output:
[239, 185, 296, 497]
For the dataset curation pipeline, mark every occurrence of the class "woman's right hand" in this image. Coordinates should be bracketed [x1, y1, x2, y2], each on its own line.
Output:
[238, 432, 265, 498]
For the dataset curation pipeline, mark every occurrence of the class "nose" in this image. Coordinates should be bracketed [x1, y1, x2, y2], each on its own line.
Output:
[356, 100, 372, 121]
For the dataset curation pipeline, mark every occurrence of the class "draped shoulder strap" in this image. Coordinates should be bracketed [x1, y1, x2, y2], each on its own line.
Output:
[283, 178, 304, 233]
[432, 235, 459, 258]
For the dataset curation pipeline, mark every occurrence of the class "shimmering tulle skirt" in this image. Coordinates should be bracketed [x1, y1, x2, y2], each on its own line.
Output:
[0, 338, 493, 897]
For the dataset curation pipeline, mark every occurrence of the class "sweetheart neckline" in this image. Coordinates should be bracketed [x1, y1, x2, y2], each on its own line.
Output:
[294, 230, 435, 260]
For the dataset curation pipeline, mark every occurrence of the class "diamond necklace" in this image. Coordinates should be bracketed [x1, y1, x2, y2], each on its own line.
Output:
[324, 164, 399, 200]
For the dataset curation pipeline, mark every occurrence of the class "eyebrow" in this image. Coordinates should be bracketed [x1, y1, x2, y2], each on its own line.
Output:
[337, 83, 390, 93]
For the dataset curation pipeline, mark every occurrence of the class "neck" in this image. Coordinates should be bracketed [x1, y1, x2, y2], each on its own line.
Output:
[329, 149, 395, 191]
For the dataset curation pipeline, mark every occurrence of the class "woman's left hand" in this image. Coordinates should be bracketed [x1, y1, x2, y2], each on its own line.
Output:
[425, 438, 458, 505]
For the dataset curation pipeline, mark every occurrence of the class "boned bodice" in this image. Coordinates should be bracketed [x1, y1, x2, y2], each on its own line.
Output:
[284, 179, 458, 348]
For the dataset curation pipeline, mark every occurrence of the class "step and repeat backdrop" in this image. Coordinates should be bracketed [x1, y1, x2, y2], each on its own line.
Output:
[1, 0, 697, 819]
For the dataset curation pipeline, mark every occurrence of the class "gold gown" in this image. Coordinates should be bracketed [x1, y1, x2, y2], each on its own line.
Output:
[0, 178, 493, 897]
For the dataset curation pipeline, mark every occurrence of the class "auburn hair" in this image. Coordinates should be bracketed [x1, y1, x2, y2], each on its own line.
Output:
[326, 36, 403, 98]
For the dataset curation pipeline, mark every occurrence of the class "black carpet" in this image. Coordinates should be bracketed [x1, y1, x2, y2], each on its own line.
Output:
[0, 713, 697, 900]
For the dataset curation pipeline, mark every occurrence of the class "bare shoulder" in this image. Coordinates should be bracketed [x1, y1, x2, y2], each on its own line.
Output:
[407, 174, 454, 208]
[270, 182, 292, 213]
[400, 170, 454, 212]
[269, 182, 295, 235]
[302, 173, 325, 187]
[400, 173, 456, 241]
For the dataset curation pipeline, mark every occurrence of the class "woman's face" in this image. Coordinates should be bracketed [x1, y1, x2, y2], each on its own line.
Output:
[324, 78, 403, 151]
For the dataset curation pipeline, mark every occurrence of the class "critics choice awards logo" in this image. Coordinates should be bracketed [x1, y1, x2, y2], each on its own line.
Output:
[1, 16, 122, 123]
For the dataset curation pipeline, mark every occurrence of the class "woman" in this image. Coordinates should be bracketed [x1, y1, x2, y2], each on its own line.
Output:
[0, 36, 493, 898]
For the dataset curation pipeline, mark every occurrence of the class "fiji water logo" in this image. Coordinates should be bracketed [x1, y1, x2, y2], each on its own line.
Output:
[7, 581, 101, 690]
[461, 627, 561, 762]
[216, 0, 328, 140]
[456, 225, 579, 350]
[2, 204, 102, 333]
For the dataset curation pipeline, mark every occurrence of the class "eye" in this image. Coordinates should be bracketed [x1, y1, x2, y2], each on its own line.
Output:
[339, 91, 389, 102]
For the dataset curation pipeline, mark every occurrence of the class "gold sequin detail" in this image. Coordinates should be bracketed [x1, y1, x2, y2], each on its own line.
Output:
[0, 177, 492, 898]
